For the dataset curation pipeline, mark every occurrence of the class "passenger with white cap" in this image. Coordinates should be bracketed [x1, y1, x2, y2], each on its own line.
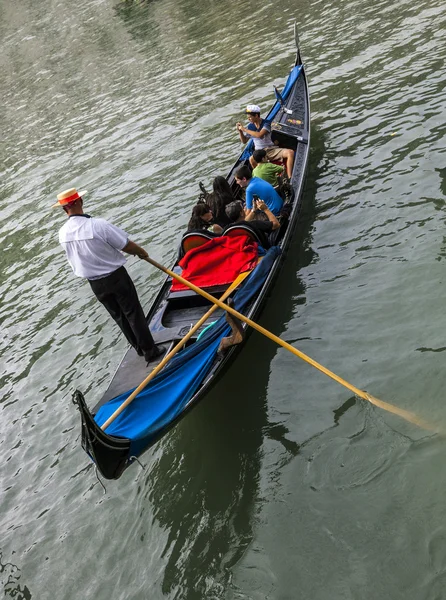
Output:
[236, 104, 294, 178]
[53, 188, 163, 363]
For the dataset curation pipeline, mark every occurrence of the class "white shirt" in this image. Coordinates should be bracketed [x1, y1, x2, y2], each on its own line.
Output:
[59, 215, 128, 279]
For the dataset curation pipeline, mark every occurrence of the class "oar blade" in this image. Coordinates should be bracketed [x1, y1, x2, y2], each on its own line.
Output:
[364, 393, 437, 432]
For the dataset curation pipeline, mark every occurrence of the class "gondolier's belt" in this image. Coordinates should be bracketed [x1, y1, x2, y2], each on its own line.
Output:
[88, 266, 124, 281]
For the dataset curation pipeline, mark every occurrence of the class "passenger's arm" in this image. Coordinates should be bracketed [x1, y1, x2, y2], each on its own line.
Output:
[245, 187, 254, 211]
[255, 200, 280, 230]
[236, 123, 249, 144]
[238, 125, 269, 139]
[245, 209, 256, 221]
[122, 240, 149, 259]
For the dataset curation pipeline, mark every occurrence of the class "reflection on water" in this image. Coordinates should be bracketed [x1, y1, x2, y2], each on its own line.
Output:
[0, 551, 31, 600]
[437, 167, 446, 197]
[145, 353, 267, 598]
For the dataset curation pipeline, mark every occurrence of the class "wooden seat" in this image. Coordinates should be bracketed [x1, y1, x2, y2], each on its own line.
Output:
[180, 230, 219, 258]
[223, 224, 263, 245]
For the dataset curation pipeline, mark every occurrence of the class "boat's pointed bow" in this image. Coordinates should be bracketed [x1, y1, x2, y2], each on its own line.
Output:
[72, 390, 131, 480]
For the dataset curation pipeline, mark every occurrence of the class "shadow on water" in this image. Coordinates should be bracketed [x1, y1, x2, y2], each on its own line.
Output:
[112, 0, 213, 45]
[113, 0, 159, 27]
[144, 352, 268, 599]
[133, 125, 328, 599]
[254, 124, 356, 442]
[0, 551, 31, 600]
[437, 167, 446, 198]
[112, 0, 258, 54]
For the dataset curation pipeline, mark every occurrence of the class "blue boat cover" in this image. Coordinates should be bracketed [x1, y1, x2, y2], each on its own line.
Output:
[95, 247, 281, 456]
[240, 65, 302, 161]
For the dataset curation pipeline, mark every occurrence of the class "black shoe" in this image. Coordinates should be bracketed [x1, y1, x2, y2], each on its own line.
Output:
[144, 345, 164, 363]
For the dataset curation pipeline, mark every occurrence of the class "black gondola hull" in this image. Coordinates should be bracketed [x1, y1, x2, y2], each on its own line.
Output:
[76, 31, 311, 480]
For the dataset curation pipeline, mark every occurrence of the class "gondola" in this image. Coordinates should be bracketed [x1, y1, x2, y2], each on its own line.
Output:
[72, 25, 311, 480]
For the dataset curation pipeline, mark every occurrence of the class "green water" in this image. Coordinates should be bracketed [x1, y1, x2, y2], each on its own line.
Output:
[1, 0, 446, 598]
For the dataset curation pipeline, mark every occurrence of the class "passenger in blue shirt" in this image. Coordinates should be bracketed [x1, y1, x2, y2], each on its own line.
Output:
[234, 165, 283, 217]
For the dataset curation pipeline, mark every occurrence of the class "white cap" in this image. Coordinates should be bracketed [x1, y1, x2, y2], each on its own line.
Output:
[246, 104, 261, 114]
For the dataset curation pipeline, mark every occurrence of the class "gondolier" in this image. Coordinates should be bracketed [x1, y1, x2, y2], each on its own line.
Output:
[53, 187, 162, 363]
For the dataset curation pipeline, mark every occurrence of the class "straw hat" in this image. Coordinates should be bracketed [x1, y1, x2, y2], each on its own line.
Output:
[52, 187, 87, 208]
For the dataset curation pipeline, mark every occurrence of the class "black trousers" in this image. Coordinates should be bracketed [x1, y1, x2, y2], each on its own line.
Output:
[89, 266, 155, 358]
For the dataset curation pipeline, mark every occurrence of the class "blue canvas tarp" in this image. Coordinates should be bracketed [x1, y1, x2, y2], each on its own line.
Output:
[95, 247, 281, 456]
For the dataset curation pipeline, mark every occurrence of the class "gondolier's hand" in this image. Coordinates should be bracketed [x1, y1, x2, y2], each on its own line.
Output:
[122, 240, 149, 260]
[236, 122, 244, 132]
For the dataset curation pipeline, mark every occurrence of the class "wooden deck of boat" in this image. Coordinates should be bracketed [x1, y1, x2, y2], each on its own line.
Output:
[96, 293, 227, 408]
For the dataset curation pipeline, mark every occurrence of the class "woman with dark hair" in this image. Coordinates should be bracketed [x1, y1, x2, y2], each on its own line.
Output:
[212, 176, 234, 204]
[206, 176, 235, 228]
[187, 202, 222, 233]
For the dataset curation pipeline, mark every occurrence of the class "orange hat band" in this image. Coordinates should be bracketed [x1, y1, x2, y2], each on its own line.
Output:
[52, 188, 87, 208]
[59, 191, 81, 205]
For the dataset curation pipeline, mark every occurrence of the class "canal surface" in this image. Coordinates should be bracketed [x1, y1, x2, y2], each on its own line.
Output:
[1, 0, 446, 598]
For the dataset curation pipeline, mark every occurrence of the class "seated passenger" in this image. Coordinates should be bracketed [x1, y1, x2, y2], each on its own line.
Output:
[252, 149, 284, 186]
[236, 104, 294, 177]
[234, 165, 283, 217]
[187, 202, 222, 234]
[223, 199, 279, 248]
[206, 176, 234, 228]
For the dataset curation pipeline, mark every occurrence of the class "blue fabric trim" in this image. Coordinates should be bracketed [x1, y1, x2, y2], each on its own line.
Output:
[265, 65, 302, 123]
[240, 138, 254, 161]
[95, 246, 281, 456]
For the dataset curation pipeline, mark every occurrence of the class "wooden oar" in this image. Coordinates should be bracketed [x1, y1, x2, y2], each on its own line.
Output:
[144, 256, 435, 432]
[101, 270, 251, 431]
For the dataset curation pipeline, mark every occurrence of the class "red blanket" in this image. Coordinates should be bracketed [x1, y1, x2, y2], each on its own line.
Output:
[172, 235, 258, 291]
